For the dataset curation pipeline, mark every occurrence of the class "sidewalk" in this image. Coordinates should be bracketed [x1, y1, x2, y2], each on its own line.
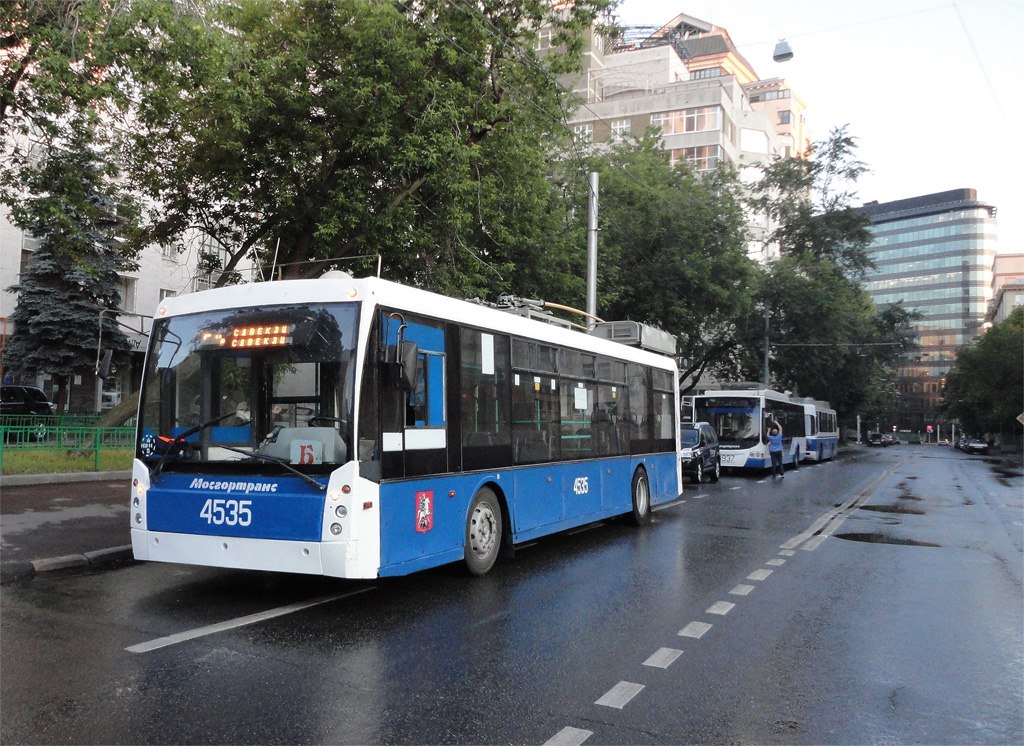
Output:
[1, 472, 133, 584]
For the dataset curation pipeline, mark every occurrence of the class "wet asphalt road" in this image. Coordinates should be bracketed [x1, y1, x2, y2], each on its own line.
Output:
[1, 445, 1021, 744]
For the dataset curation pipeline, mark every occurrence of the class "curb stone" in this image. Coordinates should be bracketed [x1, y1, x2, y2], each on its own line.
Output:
[0, 545, 134, 586]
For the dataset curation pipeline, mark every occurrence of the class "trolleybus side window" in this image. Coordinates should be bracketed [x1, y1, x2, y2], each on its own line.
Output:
[627, 364, 651, 453]
[460, 327, 512, 470]
[511, 339, 560, 464]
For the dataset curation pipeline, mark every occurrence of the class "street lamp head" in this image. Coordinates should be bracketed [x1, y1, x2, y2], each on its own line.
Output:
[773, 39, 794, 62]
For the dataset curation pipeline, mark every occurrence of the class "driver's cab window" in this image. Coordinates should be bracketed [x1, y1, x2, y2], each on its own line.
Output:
[270, 362, 321, 427]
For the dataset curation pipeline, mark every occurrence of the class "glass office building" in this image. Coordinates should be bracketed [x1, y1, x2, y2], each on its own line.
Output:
[860, 189, 997, 434]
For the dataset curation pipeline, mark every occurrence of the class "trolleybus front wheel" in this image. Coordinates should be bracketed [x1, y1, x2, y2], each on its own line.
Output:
[630, 467, 651, 526]
[465, 487, 502, 576]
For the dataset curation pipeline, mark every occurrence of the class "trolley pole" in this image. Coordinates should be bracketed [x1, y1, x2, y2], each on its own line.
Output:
[586, 171, 599, 331]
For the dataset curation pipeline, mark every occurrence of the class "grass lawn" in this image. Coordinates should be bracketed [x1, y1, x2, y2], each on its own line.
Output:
[0, 447, 133, 475]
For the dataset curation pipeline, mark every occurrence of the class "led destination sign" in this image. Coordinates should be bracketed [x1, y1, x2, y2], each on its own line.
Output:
[198, 324, 294, 349]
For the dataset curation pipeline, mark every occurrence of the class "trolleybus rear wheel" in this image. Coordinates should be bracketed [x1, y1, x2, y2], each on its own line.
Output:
[465, 487, 502, 576]
[630, 467, 651, 526]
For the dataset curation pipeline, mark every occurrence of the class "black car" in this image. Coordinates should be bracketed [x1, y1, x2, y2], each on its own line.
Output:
[1, 384, 56, 416]
[867, 432, 883, 446]
[963, 438, 989, 455]
[680, 422, 720, 484]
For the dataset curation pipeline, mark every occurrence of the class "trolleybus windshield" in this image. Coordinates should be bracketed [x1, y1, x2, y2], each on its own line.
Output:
[137, 303, 359, 475]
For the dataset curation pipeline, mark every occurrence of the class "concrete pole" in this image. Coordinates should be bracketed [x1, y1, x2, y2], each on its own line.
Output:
[586, 172, 599, 330]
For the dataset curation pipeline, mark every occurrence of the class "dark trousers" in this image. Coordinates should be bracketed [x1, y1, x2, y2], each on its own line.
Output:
[770, 450, 784, 476]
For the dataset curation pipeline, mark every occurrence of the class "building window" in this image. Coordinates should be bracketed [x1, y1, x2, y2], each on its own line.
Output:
[691, 67, 724, 80]
[535, 28, 553, 51]
[670, 145, 722, 172]
[159, 288, 176, 301]
[651, 106, 722, 135]
[573, 123, 593, 144]
[119, 277, 137, 313]
[611, 119, 631, 142]
[777, 110, 792, 125]
[21, 231, 42, 252]
[749, 89, 791, 103]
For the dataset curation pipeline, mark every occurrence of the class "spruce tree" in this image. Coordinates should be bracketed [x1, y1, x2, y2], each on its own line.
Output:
[2, 126, 137, 411]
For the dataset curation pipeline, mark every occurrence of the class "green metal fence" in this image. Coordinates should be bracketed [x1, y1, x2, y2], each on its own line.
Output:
[0, 424, 136, 474]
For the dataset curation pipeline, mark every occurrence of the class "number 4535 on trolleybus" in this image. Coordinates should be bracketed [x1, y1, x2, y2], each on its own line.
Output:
[131, 273, 681, 578]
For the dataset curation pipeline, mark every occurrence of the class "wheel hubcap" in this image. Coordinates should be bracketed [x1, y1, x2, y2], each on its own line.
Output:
[636, 477, 649, 514]
[470, 504, 497, 558]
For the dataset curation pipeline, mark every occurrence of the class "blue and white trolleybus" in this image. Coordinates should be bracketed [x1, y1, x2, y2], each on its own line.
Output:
[692, 386, 806, 472]
[131, 274, 681, 578]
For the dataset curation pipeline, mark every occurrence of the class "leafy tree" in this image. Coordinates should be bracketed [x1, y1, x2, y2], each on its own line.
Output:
[942, 307, 1024, 439]
[2, 125, 138, 410]
[749, 125, 873, 277]
[577, 135, 755, 392]
[738, 127, 917, 426]
[108, 0, 611, 298]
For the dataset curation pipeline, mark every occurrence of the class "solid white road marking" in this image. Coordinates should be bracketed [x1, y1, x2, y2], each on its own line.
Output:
[729, 584, 755, 596]
[706, 601, 735, 615]
[644, 647, 683, 669]
[125, 588, 375, 653]
[801, 535, 827, 551]
[544, 727, 592, 745]
[596, 681, 645, 709]
[747, 569, 773, 581]
[678, 621, 713, 638]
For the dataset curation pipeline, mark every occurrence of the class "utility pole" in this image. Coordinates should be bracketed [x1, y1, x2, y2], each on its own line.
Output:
[762, 305, 770, 387]
[586, 172, 599, 331]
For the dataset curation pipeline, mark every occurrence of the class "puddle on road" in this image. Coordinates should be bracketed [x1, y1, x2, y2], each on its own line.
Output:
[835, 532, 940, 547]
[859, 504, 925, 515]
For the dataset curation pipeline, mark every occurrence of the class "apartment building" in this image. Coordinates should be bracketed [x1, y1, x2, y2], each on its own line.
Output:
[860, 189, 998, 433]
[562, 13, 807, 259]
[987, 252, 1024, 323]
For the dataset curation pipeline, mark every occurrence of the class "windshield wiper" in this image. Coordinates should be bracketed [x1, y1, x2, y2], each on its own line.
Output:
[149, 411, 239, 481]
[214, 444, 326, 491]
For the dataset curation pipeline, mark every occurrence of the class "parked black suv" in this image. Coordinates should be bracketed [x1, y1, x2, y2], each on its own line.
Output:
[1, 384, 56, 416]
[680, 422, 720, 484]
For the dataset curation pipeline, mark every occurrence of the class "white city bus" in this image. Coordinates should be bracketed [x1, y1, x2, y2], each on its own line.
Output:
[692, 386, 806, 472]
[131, 274, 681, 578]
[798, 398, 839, 461]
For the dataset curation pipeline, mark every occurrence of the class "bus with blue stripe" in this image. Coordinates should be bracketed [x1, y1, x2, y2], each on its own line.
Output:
[131, 274, 681, 578]
[692, 387, 806, 472]
[798, 398, 839, 462]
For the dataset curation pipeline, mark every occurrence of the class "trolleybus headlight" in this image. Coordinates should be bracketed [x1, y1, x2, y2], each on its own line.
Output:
[335, 505, 347, 518]
[330, 523, 342, 535]
[133, 497, 141, 507]
[135, 513, 143, 524]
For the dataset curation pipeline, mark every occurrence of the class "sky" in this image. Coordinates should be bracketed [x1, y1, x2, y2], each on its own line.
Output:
[614, 0, 1023, 252]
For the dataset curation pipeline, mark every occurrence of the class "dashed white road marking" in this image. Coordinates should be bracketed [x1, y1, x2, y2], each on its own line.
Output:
[678, 621, 713, 638]
[779, 549, 796, 556]
[730, 584, 755, 596]
[730, 486, 742, 491]
[544, 727, 592, 745]
[766, 558, 786, 566]
[644, 647, 683, 669]
[706, 601, 735, 615]
[125, 588, 374, 653]
[747, 569, 773, 581]
[596, 681, 645, 709]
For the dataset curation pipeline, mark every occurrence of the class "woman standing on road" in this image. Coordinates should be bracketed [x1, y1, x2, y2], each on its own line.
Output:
[768, 420, 785, 478]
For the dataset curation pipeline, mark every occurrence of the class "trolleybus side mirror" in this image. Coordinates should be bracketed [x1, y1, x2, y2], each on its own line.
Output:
[382, 341, 419, 391]
[399, 341, 419, 392]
